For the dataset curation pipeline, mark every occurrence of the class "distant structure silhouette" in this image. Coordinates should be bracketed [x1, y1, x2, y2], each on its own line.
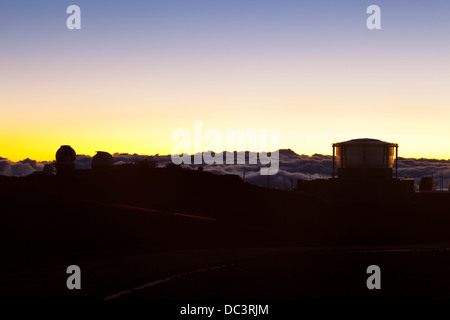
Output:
[92, 151, 114, 170]
[298, 138, 413, 198]
[42, 164, 55, 175]
[136, 157, 157, 169]
[165, 163, 181, 171]
[55, 145, 76, 175]
[419, 177, 436, 191]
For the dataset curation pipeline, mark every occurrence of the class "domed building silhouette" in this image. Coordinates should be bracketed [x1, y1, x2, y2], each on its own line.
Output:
[56, 145, 76, 175]
[92, 151, 114, 170]
[42, 164, 55, 175]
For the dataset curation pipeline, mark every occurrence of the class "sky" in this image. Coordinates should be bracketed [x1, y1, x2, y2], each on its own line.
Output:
[1, 0, 450, 161]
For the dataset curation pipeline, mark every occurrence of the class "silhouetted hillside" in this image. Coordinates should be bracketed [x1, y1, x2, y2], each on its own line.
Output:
[2, 164, 450, 260]
[2, 150, 450, 190]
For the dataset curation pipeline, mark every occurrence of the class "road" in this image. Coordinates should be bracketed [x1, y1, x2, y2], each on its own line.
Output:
[4, 245, 450, 300]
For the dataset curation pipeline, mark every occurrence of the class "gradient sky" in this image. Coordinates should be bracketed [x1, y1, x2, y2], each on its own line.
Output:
[1, 0, 450, 161]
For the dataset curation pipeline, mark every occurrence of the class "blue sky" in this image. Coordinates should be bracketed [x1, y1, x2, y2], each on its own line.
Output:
[1, 1, 450, 161]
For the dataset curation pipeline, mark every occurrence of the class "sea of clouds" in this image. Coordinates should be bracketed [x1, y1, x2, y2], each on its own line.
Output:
[1, 149, 449, 190]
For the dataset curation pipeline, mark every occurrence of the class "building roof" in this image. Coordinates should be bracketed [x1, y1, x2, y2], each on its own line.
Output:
[333, 138, 398, 147]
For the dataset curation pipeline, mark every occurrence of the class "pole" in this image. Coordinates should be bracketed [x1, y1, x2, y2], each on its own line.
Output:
[332, 144, 335, 179]
[395, 145, 398, 179]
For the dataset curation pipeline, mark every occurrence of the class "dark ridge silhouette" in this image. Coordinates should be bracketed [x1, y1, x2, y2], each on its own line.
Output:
[2, 147, 450, 190]
[2, 156, 450, 255]
[3, 142, 450, 300]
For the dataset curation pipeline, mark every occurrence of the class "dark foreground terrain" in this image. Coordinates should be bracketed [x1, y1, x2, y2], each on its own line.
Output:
[2, 166, 450, 302]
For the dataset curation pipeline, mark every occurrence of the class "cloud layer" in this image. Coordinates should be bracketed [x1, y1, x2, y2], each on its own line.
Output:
[1, 150, 449, 190]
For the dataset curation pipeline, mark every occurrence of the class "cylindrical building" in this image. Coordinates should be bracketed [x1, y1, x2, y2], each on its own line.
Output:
[332, 138, 398, 179]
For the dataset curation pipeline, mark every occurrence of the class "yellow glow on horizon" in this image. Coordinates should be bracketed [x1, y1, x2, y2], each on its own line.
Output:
[2, 118, 450, 162]
[2, 87, 450, 162]
[1, 46, 450, 162]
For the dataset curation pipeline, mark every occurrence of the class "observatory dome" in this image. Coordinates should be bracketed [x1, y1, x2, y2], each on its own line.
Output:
[56, 145, 76, 165]
[92, 151, 114, 169]
[55, 145, 76, 174]
[42, 164, 55, 175]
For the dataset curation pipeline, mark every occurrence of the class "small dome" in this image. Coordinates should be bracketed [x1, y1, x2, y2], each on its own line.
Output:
[56, 145, 76, 165]
[43, 164, 55, 175]
[92, 151, 114, 169]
